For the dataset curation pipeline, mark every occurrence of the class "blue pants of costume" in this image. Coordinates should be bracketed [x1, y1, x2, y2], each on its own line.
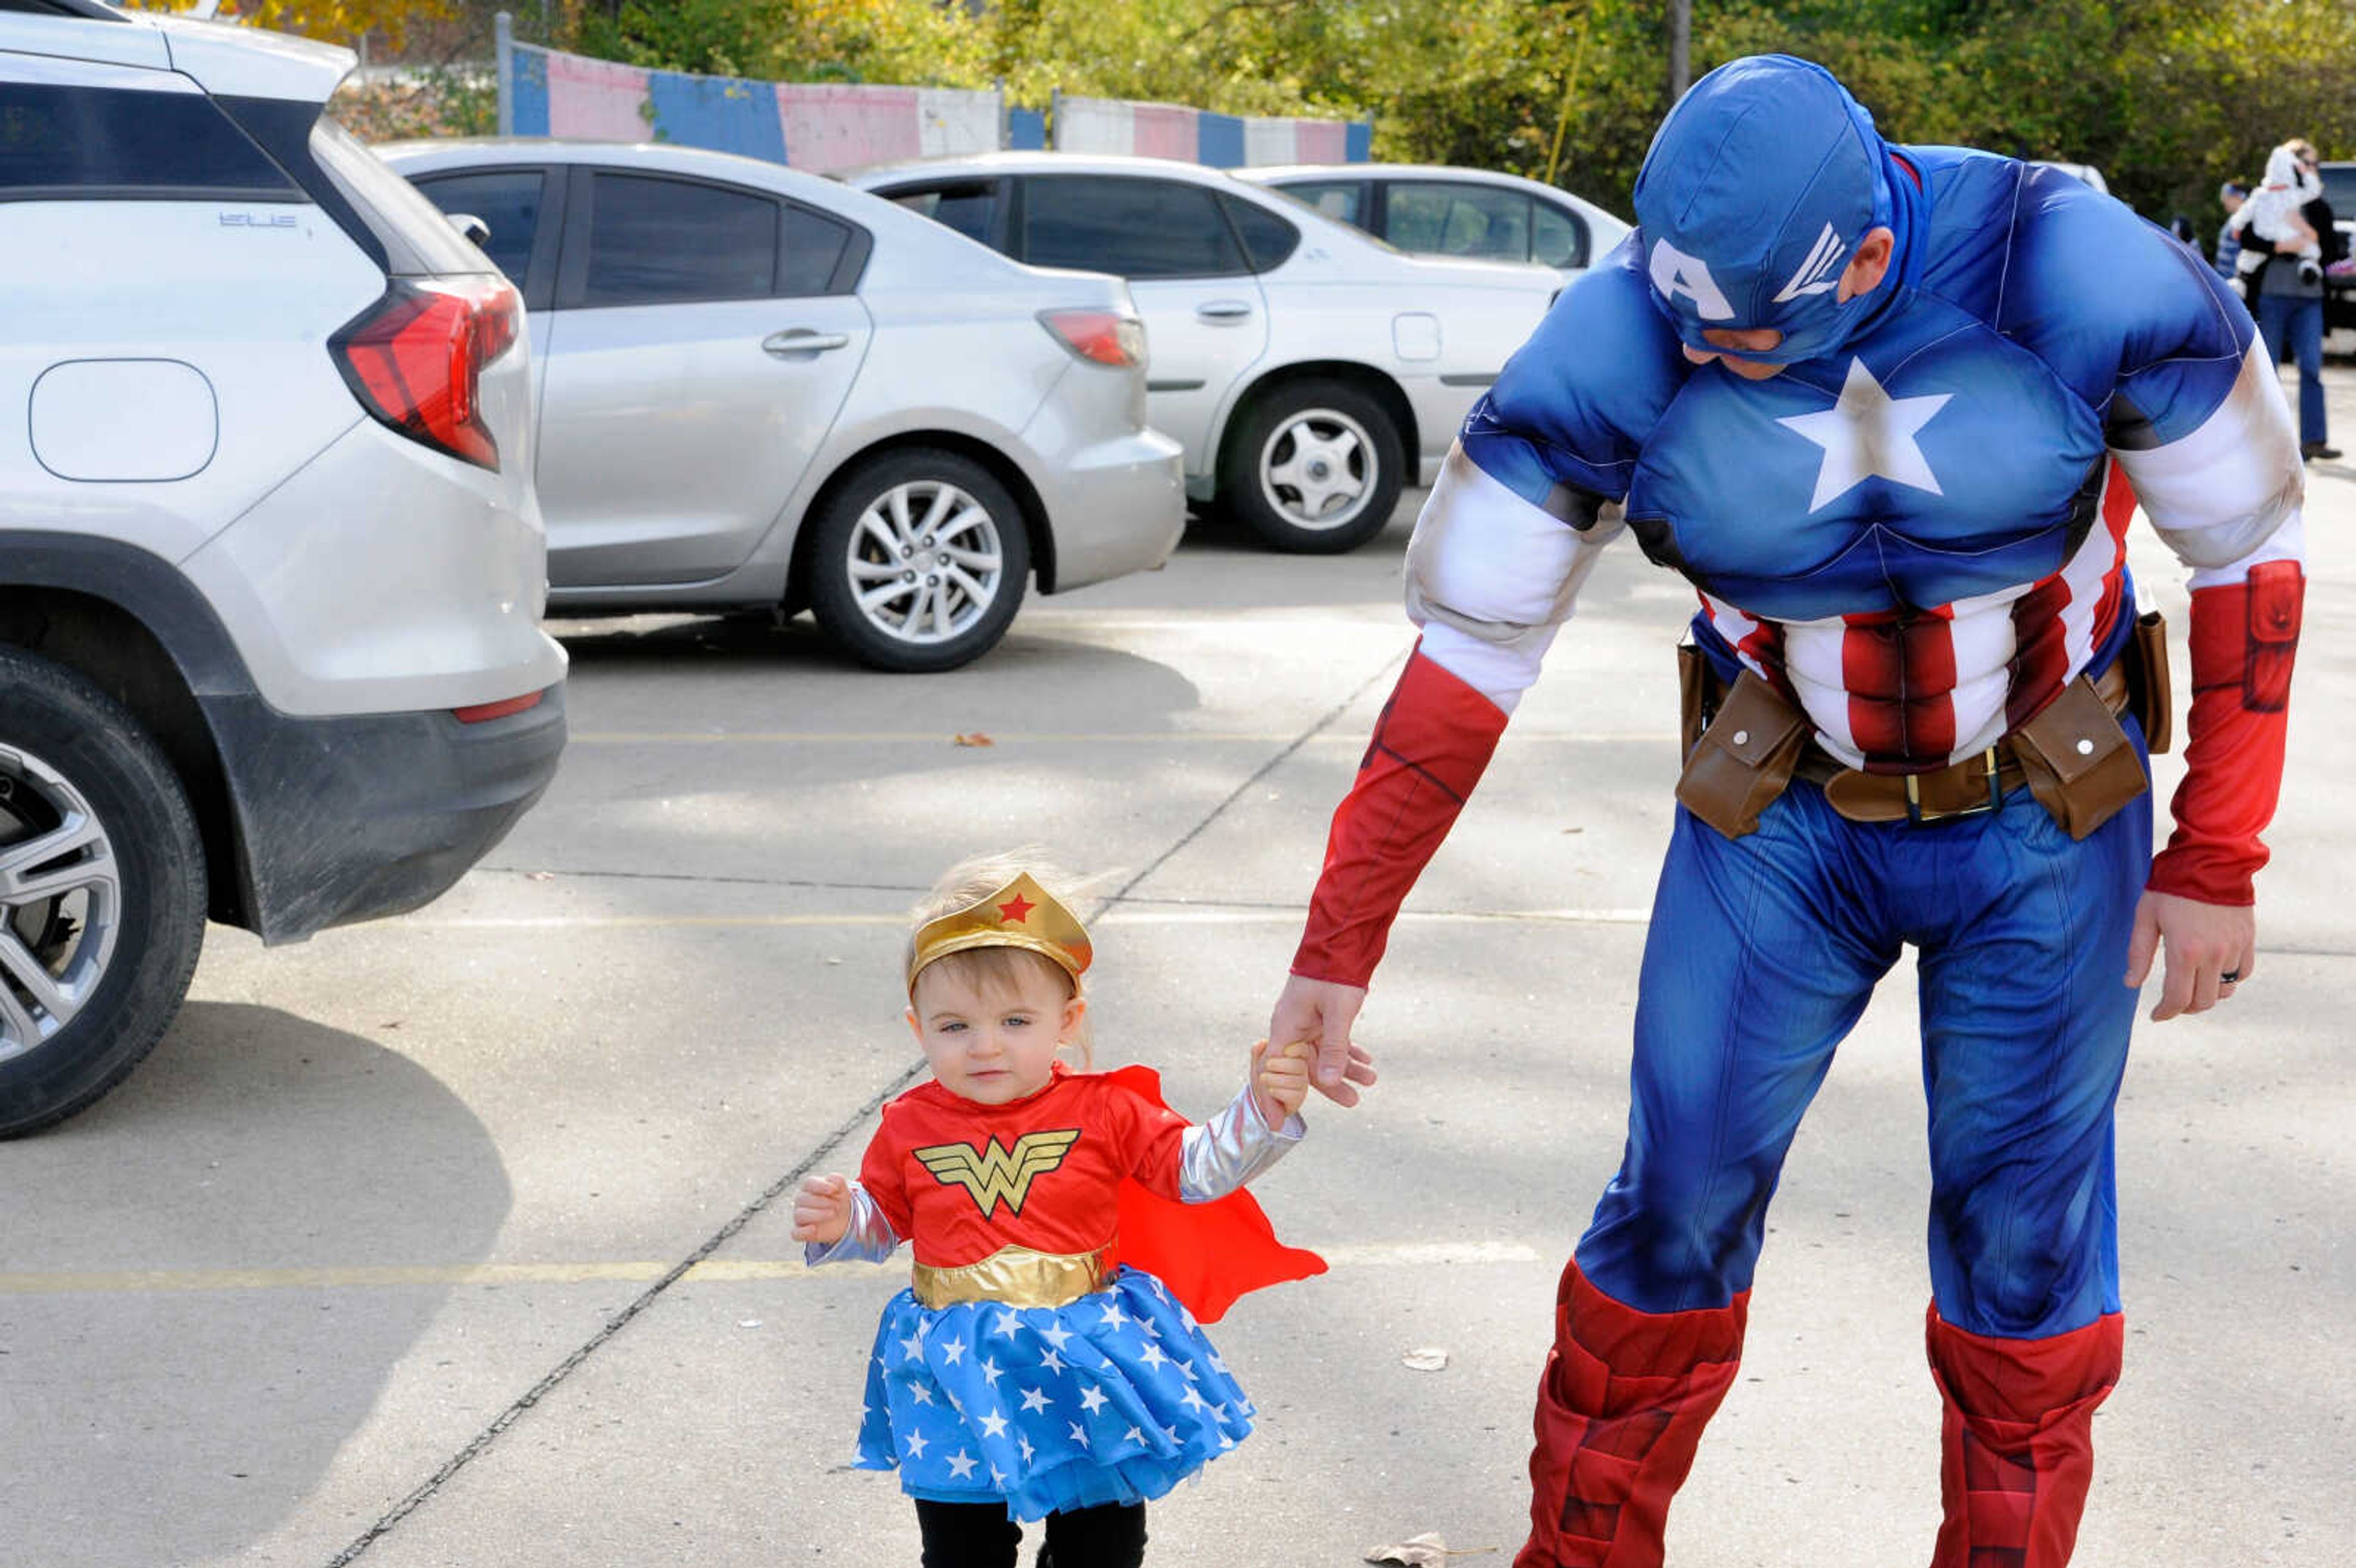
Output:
[1520, 764, 2148, 1568]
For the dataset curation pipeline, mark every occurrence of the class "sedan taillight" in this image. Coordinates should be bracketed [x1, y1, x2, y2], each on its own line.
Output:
[331, 277, 522, 471]
[1038, 307, 1145, 368]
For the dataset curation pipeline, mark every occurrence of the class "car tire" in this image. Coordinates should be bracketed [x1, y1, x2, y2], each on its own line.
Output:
[0, 647, 206, 1139]
[1220, 378, 1406, 554]
[807, 450, 1032, 673]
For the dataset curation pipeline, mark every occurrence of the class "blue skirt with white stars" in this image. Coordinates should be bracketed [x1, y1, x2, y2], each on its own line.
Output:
[854, 1265, 1255, 1520]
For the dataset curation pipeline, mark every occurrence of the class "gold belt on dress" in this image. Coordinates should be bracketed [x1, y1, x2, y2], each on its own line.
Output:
[910, 1244, 1111, 1310]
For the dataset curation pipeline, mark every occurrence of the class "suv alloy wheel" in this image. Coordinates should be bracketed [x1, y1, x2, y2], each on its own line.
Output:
[0, 648, 205, 1137]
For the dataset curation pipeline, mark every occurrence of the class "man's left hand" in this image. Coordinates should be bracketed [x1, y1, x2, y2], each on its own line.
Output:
[2125, 890, 2257, 1021]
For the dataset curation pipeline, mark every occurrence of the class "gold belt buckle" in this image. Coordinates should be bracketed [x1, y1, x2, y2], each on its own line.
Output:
[1904, 747, 2003, 824]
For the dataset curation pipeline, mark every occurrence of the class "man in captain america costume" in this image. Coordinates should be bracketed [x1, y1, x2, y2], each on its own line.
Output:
[1265, 54, 2306, 1568]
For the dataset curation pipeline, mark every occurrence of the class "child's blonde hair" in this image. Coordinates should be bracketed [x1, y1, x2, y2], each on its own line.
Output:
[906, 850, 1099, 1067]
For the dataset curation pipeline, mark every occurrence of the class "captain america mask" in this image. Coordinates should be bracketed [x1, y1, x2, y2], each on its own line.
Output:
[1634, 55, 1904, 368]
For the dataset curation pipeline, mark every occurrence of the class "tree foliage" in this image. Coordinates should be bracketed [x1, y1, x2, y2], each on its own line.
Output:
[120, 0, 454, 50]
[168, 0, 2356, 230]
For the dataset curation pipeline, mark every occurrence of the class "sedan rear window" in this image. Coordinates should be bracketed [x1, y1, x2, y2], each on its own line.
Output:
[585, 172, 778, 305]
[889, 181, 999, 248]
[1218, 194, 1299, 273]
[414, 169, 545, 285]
[1022, 175, 1245, 279]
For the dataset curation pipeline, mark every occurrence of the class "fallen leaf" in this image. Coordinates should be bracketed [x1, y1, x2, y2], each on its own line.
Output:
[1401, 1347, 1449, 1372]
[1365, 1532, 1498, 1565]
[952, 732, 995, 747]
[526, 870, 556, 881]
[1560, 826, 1584, 834]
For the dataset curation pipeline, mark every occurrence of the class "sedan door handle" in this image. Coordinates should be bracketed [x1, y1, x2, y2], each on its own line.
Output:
[1195, 301, 1255, 323]
[763, 329, 852, 355]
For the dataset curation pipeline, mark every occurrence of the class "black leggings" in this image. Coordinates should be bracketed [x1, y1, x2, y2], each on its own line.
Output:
[913, 1497, 1147, 1568]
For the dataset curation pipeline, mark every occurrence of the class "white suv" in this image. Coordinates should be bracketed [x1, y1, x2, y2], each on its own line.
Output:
[0, 0, 568, 1135]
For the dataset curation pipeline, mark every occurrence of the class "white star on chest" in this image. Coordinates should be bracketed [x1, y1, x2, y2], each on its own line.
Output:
[1775, 356, 1952, 513]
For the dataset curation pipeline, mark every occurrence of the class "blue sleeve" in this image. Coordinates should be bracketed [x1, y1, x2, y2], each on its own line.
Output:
[2000, 174, 2257, 447]
[1458, 234, 1687, 512]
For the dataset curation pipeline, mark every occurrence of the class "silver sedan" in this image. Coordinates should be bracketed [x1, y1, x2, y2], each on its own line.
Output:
[380, 139, 1184, 672]
[848, 153, 1560, 553]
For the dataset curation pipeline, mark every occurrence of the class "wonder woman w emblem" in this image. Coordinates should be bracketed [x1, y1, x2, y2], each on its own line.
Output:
[913, 1129, 1082, 1218]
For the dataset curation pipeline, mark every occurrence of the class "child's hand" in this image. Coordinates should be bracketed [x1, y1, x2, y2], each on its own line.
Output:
[791, 1173, 853, 1247]
[1251, 1037, 1312, 1126]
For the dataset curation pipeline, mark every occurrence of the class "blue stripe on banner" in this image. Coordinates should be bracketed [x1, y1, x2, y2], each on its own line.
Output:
[509, 42, 550, 137]
[1345, 120, 1372, 163]
[1006, 107, 1047, 152]
[645, 69, 787, 164]
[1196, 112, 1245, 169]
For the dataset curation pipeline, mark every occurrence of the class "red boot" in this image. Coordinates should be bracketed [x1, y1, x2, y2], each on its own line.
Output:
[1515, 1262, 1749, 1568]
[1925, 1305, 2123, 1568]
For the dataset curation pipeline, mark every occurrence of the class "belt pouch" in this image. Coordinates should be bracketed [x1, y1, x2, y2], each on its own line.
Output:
[1676, 636, 1715, 759]
[2128, 609, 2173, 755]
[1674, 670, 1808, 839]
[2008, 674, 2149, 840]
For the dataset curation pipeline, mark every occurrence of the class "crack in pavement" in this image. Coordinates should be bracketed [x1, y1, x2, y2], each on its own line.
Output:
[319, 636, 1415, 1566]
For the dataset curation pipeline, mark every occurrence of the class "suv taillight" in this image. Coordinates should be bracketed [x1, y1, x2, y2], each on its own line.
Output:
[1038, 308, 1145, 367]
[331, 277, 522, 471]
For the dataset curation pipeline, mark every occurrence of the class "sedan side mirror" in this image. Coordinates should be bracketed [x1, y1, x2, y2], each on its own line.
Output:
[447, 212, 491, 248]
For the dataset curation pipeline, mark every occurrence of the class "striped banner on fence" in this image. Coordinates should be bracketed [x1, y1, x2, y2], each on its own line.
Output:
[496, 38, 1371, 173]
[506, 44, 1003, 174]
[1050, 94, 1371, 167]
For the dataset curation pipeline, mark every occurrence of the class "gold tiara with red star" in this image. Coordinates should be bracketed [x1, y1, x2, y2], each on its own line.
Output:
[907, 873, 1093, 993]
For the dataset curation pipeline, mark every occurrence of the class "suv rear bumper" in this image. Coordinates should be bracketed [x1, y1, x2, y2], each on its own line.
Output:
[201, 683, 566, 943]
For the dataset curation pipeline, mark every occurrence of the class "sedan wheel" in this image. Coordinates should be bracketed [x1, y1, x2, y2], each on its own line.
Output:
[1220, 378, 1406, 553]
[809, 450, 1031, 672]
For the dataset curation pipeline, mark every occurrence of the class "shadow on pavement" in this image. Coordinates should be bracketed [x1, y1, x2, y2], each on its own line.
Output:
[0, 1002, 510, 1568]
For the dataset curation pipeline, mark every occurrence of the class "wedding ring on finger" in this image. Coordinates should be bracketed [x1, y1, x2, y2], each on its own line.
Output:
[2220, 968, 2243, 985]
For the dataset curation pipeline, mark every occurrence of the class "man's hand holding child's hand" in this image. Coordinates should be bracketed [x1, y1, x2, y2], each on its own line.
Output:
[791, 1173, 853, 1246]
[1252, 1037, 1312, 1126]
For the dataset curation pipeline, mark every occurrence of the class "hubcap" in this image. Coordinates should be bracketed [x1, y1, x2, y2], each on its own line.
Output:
[844, 480, 1004, 646]
[0, 746, 121, 1064]
[1258, 408, 1376, 531]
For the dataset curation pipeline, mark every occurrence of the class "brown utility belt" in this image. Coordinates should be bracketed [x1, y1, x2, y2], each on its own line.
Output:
[1673, 609, 2171, 841]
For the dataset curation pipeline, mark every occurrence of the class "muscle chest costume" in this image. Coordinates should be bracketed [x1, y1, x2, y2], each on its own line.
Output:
[806, 878, 1320, 1523]
[1289, 56, 2304, 1568]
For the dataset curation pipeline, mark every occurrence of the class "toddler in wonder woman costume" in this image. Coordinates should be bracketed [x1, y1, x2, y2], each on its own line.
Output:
[792, 854, 1323, 1567]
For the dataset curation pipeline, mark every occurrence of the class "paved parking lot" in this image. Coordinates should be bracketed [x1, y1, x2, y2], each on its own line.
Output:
[6, 367, 2354, 1568]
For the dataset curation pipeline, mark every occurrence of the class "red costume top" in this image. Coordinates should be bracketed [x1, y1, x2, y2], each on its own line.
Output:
[855, 1062, 1322, 1322]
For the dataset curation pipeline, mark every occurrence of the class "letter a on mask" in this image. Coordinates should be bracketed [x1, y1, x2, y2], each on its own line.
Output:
[1649, 237, 1735, 320]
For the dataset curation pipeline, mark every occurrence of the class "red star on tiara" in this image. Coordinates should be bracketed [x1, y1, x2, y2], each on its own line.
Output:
[998, 893, 1036, 925]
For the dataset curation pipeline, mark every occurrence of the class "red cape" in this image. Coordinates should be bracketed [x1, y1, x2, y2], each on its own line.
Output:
[1104, 1064, 1326, 1323]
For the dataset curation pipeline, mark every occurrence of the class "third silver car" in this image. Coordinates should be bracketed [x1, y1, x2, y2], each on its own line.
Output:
[850, 153, 1561, 553]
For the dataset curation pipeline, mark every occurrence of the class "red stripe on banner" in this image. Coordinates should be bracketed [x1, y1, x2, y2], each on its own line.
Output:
[1131, 104, 1199, 160]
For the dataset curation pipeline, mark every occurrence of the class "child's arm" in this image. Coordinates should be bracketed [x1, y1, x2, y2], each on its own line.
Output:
[1174, 1040, 1308, 1204]
[793, 1172, 904, 1265]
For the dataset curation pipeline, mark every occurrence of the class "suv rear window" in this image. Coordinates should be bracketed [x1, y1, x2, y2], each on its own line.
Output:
[0, 75, 296, 199]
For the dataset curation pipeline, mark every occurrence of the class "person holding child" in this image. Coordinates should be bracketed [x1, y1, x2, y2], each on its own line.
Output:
[795, 855, 1321, 1568]
[1268, 53, 2304, 1568]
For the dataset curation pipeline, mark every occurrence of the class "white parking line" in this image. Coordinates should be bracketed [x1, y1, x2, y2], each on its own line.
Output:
[566, 731, 1676, 745]
[0, 1240, 1544, 1296]
[396, 909, 1653, 931]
